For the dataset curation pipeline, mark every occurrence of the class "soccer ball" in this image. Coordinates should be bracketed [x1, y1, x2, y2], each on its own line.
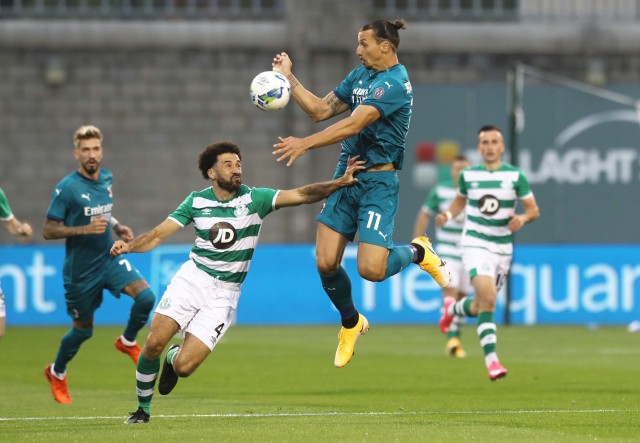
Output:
[250, 71, 291, 111]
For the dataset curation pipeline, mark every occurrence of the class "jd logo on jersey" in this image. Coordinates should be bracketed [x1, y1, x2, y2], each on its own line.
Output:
[209, 222, 237, 249]
[478, 195, 500, 216]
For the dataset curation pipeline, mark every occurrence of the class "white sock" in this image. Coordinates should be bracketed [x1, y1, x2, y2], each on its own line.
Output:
[119, 335, 137, 347]
[50, 364, 66, 380]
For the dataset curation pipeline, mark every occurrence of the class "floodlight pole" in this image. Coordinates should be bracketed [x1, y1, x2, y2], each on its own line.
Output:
[505, 62, 523, 326]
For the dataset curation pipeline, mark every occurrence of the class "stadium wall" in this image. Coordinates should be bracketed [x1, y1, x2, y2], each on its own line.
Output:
[2, 244, 639, 326]
[4, 4, 640, 246]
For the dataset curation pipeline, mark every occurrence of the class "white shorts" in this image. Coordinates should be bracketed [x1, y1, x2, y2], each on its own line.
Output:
[446, 258, 473, 295]
[462, 248, 512, 292]
[155, 260, 241, 351]
[0, 287, 5, 318]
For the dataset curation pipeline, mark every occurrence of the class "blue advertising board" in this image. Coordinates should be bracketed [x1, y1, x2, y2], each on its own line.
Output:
[0, 244, 639, 326]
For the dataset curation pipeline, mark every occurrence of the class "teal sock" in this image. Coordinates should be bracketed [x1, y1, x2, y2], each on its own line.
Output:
[136, 354, 160, 414]
[319, 266, 354, 319]
[54, 327, 93, 373]
[383, 245, 413, 279]
[123, 288, 155, 342]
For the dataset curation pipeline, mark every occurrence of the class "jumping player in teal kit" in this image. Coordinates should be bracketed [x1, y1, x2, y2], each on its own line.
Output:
[42, 125, 156, 404]
[273, 19, 450, 367]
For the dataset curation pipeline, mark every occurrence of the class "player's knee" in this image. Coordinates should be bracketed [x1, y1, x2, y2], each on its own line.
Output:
[174, 360, 196, 378]
[358, 264, 385, 282]
[316, 259, 339, 275]
[474, 297, 495, 312]
[74, 326, 93, 340]
[142, 341, 164, 360]
[135, 288, 156, 312]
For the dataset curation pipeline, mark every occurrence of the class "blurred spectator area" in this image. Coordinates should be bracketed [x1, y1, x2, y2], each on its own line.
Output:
[0, 0, 284, 19]
[373, 0, 640, 22]
[1, 0, 639, 21]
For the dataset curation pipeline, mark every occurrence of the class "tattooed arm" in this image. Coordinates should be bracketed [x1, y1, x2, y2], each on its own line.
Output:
[272, 52, 349, 122]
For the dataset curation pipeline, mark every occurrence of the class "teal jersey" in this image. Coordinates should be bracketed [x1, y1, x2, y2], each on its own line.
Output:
[333, 64, 413, 174]
[0, 187, 14, 221]
[46, 170, 116, 287]
[168, 184, 278, 284]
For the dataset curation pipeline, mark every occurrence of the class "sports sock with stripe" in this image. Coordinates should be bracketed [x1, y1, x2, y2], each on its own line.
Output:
[135, 354, 160, 414]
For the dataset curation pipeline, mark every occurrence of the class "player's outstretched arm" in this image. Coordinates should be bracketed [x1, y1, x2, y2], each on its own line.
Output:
[274, 156, 365, 209]
[273, 104, 379, 167]
[111, 218, 181, 256]
[4, 217, 32, 238]
[272, 52, 349, 122]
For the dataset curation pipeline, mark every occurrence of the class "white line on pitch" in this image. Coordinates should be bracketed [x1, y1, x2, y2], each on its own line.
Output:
[0, 409, 635, 422]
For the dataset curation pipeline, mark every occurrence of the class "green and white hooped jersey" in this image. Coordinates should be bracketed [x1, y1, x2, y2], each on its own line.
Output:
[458, 163, 533, 256]
[422, 180, 464, 261]
[168, 184, 279, 285]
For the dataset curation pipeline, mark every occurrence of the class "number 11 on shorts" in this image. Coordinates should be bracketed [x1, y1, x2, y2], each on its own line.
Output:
[366, 211, 381, 230]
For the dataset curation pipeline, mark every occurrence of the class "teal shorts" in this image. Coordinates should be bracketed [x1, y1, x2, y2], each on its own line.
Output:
[317, 170, 398, 248]
[64, 255, 144, 321]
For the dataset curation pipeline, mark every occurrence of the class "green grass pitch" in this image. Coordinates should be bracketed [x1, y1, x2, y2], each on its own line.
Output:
[0, 324, 638, 442]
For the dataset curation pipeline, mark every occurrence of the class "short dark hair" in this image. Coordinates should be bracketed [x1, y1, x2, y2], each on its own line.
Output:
[361, 19, 407, 51]
[198, 141, 242, 180]
[453, 154, 470, 163]
[478, 125, 502, 135]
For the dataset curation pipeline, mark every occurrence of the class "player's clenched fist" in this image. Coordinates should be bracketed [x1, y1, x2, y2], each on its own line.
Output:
[110, 240, 130, 256]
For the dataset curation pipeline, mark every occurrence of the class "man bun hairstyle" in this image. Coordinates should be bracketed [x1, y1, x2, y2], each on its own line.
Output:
[361, 18, 407, 51]
[198, 141, 242, 180]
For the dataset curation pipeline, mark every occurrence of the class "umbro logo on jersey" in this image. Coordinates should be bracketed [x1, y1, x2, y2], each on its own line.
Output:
[202, 208, 212, 214]
[501, 179, 514, 189]
[81, 193, 91, 201]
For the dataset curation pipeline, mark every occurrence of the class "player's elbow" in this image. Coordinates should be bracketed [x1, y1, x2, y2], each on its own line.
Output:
[530, 207, 541, 223]
[526, 202, 541, 223]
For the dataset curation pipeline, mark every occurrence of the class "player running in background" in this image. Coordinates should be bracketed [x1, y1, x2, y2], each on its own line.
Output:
[272, 19, 449, 368]
[413, 155, 471, 358]
[0, 187, 33, 339]
[43, 125, 156, 404]
[436, 125, 540, 380]
[111, 141, 365, 423]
